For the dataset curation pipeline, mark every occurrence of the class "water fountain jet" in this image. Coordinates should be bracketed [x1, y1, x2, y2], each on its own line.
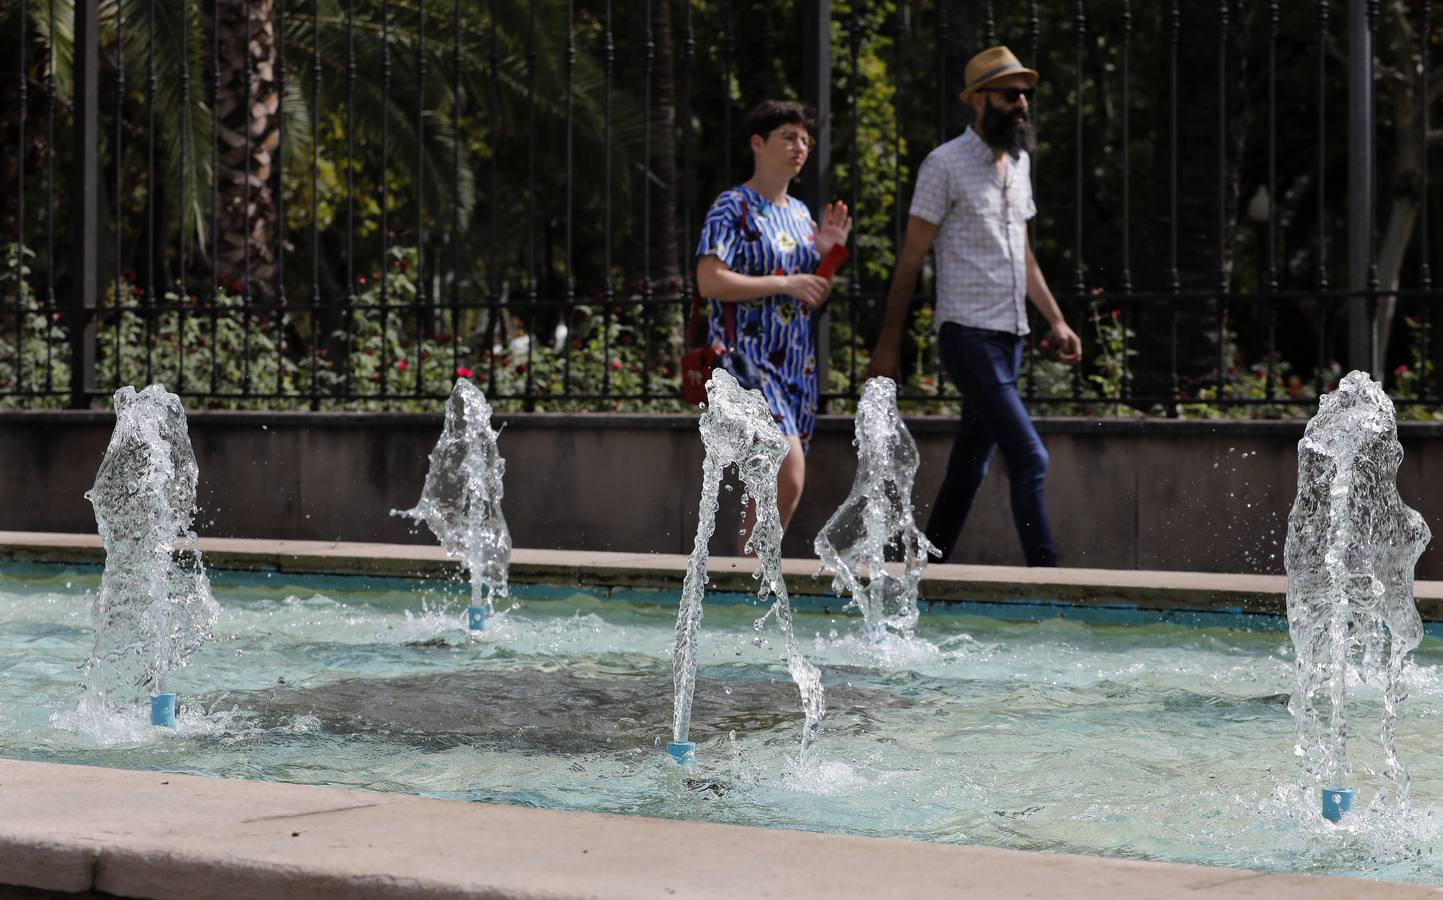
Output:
[815, 377, 939, 646]
[396, 379, 511, 631]
[669, 369, 825, 765]
[84, 385, 218, 727]
[1285, 371, 1431, 822]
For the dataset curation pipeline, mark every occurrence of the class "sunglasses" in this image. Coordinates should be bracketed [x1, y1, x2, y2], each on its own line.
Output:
[977, 86, 1035, 104]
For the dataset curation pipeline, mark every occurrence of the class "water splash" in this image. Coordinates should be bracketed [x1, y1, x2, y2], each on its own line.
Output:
[671, 369, 826, 759]
[395, 379, 511, 625]
[80, 385, 218, 712]
[815, 377, 939, 644]
[1285, 371, 1431, 807]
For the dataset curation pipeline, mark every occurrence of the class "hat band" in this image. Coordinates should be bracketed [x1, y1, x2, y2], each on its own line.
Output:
[966, 62, 1024, 92]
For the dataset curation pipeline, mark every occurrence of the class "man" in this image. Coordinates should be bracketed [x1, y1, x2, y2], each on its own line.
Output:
[867, 46, 1082, 567]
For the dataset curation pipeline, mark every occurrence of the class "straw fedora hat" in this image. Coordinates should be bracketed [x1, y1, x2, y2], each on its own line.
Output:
[958, 46, 1039, 103]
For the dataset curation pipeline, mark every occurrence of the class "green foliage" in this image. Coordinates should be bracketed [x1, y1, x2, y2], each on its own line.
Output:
[1391, 316, 1443, 422]
[0, 245, 71, 409]
[95, 279, 300, 408]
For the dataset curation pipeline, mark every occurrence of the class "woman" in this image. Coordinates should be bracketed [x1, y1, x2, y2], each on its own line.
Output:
[695, 100, 852, 548]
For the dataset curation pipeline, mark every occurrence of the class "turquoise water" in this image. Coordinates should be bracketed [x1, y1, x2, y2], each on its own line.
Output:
[4, 561, 1443, 885]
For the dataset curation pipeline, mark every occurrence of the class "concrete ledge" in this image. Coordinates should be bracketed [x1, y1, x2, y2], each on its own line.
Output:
[1, 758, 1438, 900]
[6, 530, 1443, 620]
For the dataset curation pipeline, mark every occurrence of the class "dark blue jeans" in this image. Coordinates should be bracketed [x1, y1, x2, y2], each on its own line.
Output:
[924, 323, 1058, 567]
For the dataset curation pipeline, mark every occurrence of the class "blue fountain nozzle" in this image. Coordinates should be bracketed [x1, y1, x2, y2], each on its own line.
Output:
[666, 741, 696, 766]
[1321, 788, 1354, 823]
[150, 692, 177, 728]
[467, 606, 487, 631]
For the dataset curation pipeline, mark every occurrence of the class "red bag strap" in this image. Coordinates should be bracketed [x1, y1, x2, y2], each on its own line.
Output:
[684, 295, 737, 350]
[688, 197, 752, 349]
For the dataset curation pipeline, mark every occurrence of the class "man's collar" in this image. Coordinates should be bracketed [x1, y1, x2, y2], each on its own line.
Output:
[960, 126, 997, 165]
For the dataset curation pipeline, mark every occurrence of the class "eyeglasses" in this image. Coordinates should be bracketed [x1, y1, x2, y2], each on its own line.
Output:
[768, 129, 814, 149]
[977, 86, 1035, 104]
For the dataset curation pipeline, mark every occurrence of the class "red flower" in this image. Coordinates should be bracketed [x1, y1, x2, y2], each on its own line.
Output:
[396, 359, 409, 371]
[1396, 364, 1410, 375]
[515, 362, 528, 374]
[1110, 309, 1122, 321]
[395, 257, 410, 272]
[456, 366, 473, 378]
[355, 274, 368, 286]
[610, 360, 622, 370]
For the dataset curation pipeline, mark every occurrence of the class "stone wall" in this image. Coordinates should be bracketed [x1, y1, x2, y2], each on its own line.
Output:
[3, 410, 1440, 576]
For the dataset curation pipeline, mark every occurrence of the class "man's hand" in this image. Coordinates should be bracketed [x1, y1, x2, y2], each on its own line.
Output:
[782, 274, 831, 310]
[866, 333, 902, 380]
[1049, 321, 1083, 365]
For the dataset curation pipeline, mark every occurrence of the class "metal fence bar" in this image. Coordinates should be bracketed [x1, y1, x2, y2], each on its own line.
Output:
[380, 0, 392, 396]
[524, 0, 537, 409]
[110, 0, 122, 392]
[144, 0, 156, 387]
[451, 0, 462, 392]
[1421, 0, 1435, 402]
[413, 0, 427, 400]
[178, 0, 191, 395]
[1167, 0, 1181, 407]
[308, 0, 320, 409]
[1263, 0, 1279, 403]
[69, 0, 99, 407]
[274, 0, 288, 396]
[1119, 0, 1134, 403]
[14, 0, 27, 397]
[485, 0, 499, 392]
[1214, 0, 1228, 403]
[45, 0, 57, 394]
[4, 0, 1443, 414]
[641, 0, 653, 402]
[600, 0, 612, 397]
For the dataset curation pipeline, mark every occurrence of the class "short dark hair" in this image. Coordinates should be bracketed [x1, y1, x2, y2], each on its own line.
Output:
[745, 100, 816, 145]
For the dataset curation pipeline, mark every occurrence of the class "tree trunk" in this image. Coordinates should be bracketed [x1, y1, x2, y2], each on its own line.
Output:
[210, 0, 281, 303]
[1371, 3, 1443, 373]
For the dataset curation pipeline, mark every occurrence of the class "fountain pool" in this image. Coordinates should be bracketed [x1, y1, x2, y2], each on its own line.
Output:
[4, 559, 1443, 887]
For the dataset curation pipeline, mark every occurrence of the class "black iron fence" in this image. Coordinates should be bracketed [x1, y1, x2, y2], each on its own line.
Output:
[2, 0, 1441, 416]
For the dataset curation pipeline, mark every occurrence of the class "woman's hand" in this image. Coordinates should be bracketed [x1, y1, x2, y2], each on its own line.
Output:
[814, 201, 853, 257]
[781, 274, 831, 310]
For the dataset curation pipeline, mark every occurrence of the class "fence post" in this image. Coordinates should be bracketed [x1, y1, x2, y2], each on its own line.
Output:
[1346, 0, 1375, 376]
[68, 0, 99, 408]
[800, 0, 831, 412]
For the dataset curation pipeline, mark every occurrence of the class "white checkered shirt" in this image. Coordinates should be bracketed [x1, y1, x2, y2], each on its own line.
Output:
[909, 127, 1037, 335]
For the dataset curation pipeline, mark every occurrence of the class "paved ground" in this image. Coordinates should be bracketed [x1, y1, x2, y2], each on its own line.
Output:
[3, 759, 1441, 900]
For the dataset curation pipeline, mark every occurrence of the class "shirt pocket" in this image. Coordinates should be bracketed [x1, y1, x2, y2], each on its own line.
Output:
[958, 180, 1007, 225]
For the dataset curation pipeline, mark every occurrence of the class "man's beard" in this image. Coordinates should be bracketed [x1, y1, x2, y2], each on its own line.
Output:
[978, 101, 1035, 158]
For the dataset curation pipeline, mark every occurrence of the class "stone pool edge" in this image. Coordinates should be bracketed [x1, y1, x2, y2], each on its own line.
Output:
[6, 529, 1443, 618]
[2, 758, 1439, 900]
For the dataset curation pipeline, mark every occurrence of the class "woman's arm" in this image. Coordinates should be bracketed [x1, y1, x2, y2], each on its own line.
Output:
[696, 256, 830, 309]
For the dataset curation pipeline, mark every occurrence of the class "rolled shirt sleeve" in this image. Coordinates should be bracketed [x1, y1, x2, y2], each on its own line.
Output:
[909, 151, 953, 226]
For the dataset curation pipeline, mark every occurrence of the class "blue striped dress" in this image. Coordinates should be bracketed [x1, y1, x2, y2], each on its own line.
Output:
[695, 185, 821, 450]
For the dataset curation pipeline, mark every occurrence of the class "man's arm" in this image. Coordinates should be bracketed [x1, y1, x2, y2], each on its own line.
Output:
[1024, 233, 1082, 365]
[867, 215, 940, 378]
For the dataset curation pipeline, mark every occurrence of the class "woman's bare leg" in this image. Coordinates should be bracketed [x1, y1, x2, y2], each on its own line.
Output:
[738, 436, 807, 555]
